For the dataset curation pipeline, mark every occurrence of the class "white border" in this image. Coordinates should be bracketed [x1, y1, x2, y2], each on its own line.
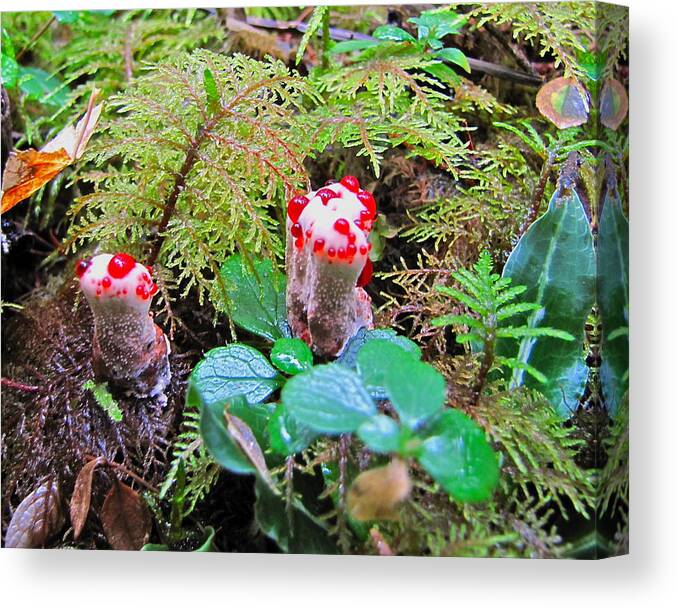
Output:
[2, 1, 677, 608]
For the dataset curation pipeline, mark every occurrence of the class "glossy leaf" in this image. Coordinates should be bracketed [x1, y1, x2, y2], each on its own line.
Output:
[219, 254, 290, 342]
[17, 66, 69, 107]
[268, 403, 317, 456]
[200, 396, 257, 475]
[357, 340, 445, 428]
[100, 480, 151, 551]
[282, 364, 376, 434]
[597, 180, 629, 415]
[422, 62, 461, 86]
[599, 79, 628, 131]
[1, 29, 18, 89]
[224, 411, 274, 486]
[536, 77, 589, 129]
[329, 39, 380, 54]
[436, 47, 470, 73]
[357, 414, 402, 454]
[500, 186, 595, 416]
[187, 344, 282, 408]
[419, 409, 499, 503]
[254, 477, 337, 554]
[337, 327, 421, 369]
[409, 10, 467, 39]
[271, 337, 313, 375]
[373, 25, 416, 43]
[5, 478, 64, 548]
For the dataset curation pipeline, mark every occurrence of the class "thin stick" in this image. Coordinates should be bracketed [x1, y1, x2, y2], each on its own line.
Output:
[16, 16, 56, 61]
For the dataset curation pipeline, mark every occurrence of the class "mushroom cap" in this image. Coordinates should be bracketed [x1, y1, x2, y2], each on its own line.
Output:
[76, 253, 158, 314]
[287, 180, 374, 271]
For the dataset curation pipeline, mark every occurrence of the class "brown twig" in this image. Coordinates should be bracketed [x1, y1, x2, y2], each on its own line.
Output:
[16, 15, 56, 61]
[1, 377, 41, 393]
[517, 151, 555, 238]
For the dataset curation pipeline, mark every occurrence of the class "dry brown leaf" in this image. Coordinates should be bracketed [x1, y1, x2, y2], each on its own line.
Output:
[70, 456, 106, 540]
[536, 77, 589, 129]
[5, 477, 65, 548]
[1, 89, 102, 214]
[347, 459, 412, 522]
[225, 410, 274, 487]
[600, 79, 628, 131]
[100, 479, 151, 551]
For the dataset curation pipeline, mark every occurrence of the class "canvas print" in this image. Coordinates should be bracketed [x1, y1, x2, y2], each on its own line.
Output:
[0, 3, 628, 557]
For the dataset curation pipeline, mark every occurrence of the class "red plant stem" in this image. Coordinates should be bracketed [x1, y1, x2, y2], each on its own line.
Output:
[147, 128, 204, 266]
[1, 377, 40, 393]
[518, 152, 554, 238]
[85, 455, 158, 493]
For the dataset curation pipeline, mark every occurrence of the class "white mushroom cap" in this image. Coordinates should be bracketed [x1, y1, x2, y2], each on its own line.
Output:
[76, 253, 158, 314]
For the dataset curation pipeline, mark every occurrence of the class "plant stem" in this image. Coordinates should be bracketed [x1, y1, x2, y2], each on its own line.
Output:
[16, 16, 56, 61]
[473, 328, 495, 405]
[321, 10, 330, 69]
[148, 127, 203, 266]
[1, 377, 40, 393]
[518, 151, 555, 238]
[337, 434, 351, 553]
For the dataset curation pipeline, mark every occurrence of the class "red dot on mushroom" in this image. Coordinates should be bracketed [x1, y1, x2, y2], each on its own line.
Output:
[316, 188, 338, 205]
[287, 195, 309, 223]
[356, 259, 373, 287]
[340, 175, 360, 193]
[357, 190, 376, 219]
[290, 223, 303, 238]
[108, 253, 137, 279]
[333, 218, 350, 235]
[313, 238, 325, 253]
[75, 259, 92, 278]
[102, 276, 112, 289]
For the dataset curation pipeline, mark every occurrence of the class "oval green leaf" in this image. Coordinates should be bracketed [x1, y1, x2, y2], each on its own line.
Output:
[188, 344, 283, 408]
[282, 364, 376, 434]
[271, 337, 313, 375]
[419, 409, 499, 503]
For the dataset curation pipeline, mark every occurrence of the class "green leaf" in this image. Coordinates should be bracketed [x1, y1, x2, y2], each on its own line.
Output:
[357, 415, 402, 454]
[357, 340, 446, 429]
[268, 403, 318, 456]
[53, 11, 86, 24]
[200, 396, 256, 475]
[421, 62, 460, 87]
[187, 344, 283, 408]
[435, 47, 470, 73]
[219, 254, 290, 342]
[195, 526, 216, 552]
[254, 477, 337, 554]
[1, 29, 18, 89]
[597, 180, 628, 415]
[500, 186, 596, 416]
[336, 327, 421, 369]
[271, 337, 313, 375]
[202, 68, 220, 111]
[295, 5, 329, 64]
[282, 364, 376, 434]
[579, 50, 606, 82]
[373, 25, 416, 43]
[409, 10, 467, 39]
[83, 380, 122, 423]
[17, 66, 68, 108]
[419, 409, 499, 503]
[329, 39, 380, 54]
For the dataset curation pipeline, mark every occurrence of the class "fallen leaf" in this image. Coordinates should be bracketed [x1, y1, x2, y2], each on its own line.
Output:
[100, 480, 151, 550]
[536, 77, 589, 129]
[347, 459, 412, 522]
[70, 456, 106, 540]
[1, 88, 102, 214]
[599, 79, 628, 130]
[225, 410, 275, 487]
[5, 477, 65, 548]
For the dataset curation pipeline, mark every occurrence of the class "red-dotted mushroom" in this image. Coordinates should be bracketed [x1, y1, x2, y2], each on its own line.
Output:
[285, 176, 375, 356]
[76, 253, 170, 399]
